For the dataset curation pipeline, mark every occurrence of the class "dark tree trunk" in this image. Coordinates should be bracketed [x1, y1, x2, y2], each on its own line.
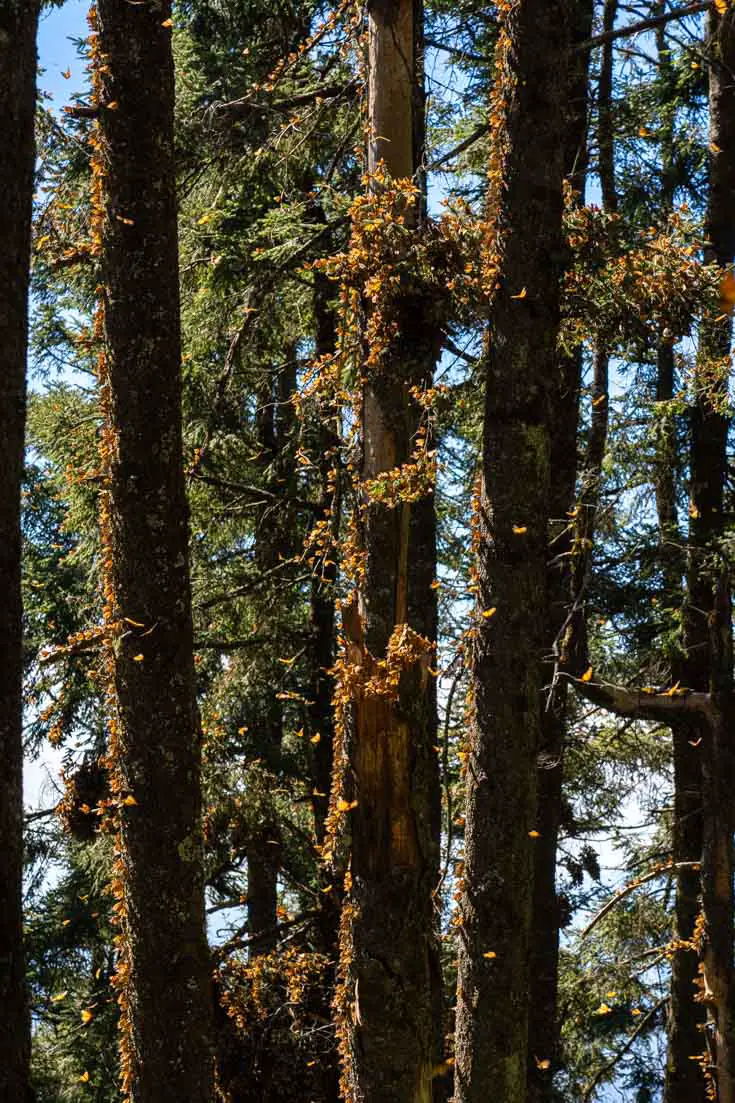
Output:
[0, 4, 38, 1101]
[682, 8, 735, 1101]
[659, 336, 707, 1103]
[303, 265, 342, 1103]
[665, 722, 707, 1103]
[527, 2, 593, 1096]
[309, 269, 343, 983]
[653, 26, 707, 1085]
[643, 16, 710, 1095]
[309, 269, 340, 856]
[454, 3, 575, 1101]
[245, 355, 298, 958]
[598, 0, 618, 214]
[93, 3, 213, 1099]
[337, 2, 442, 1100]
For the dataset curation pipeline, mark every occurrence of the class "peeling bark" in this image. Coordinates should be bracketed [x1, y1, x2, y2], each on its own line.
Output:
[0, 3, 38, 1100]
[338, 2, 442, 1100]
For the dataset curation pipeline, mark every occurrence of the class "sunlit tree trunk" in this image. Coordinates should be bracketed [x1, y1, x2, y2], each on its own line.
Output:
[0, 3, 38, 1099]
[94, 2, 213, 1099]
[454, 3, 574, 1100]
[337, 2, 442, 1100]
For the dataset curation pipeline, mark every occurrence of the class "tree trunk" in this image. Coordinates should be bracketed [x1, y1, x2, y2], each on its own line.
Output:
[598, 0, 618, 214]
[527, 2, 593, 1096]
[245, 357, 298, 957]
[0, 3, 38, 1100]
[659, 332, 707, 1103]
[453, 3, 574, 1101]
[657, 333, 707, 1103]
[684, 8, 735, 1101]
[337, 2, 442, 1100]
[310, 269, 340, 856]
[652, 21, 707, 1092]
[93, 3, 213, 1099]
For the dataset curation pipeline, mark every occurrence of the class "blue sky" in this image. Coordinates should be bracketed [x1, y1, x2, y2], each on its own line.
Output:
[24, 3, 90, 818]
[38, 0, 89, 111]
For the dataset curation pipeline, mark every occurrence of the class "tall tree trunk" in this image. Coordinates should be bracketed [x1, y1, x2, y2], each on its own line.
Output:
[527, 2, 593, 1096]
[685, 10, 735, 1099]
[0, 3, 38, 1100]
[337, 2, 442, 1100]
[309, 269, 340, 854]
[658, 323, 706, 1103]
[453, 4, 574, 1101]
[245, 356, 298, 957]
[653, 12, 707, 1098]
[92, 3, 213, 1099]
[305, 266, 342, 1103]
[310, 270, 342, 967]
[597, 0, 618, 214]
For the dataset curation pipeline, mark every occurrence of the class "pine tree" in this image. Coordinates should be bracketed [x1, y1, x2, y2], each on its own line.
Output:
[0, 3, 39, 1100]
[92, 2, 213, 1098]
[526, 4, 594, 1097]
[454, 2, 577, 1099]
[336, 2, 443, 1100]
[686, 7, 735, 1098]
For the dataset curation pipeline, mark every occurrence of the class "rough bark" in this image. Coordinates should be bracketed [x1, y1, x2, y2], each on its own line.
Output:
[656, 331, 707, 1103]
[338, 3, 442, 1101]
[309, 269, 343, 983]
[685, 10, 735, 1098]
[306, 267, 342, 1103]
[95, 3, 213, 1099]
[453, 3, 574, 1101]
[0, 4, 38, 1101]
[310, 269, 340, 855]
[527, 2, 593, 1097]
[654, 28, 707, 1082]
[658, 335, 707, 1103]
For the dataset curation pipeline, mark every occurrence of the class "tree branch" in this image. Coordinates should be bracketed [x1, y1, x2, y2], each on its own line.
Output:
[582, 996, 668, 1101]
[428, 123, 487, 172]
[575, 1, 710, 55]
[582, 861, 701, 939]
[562, 672, 712, 720]
[424, 37, 485, 65]
[212, 80, 359, 121]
